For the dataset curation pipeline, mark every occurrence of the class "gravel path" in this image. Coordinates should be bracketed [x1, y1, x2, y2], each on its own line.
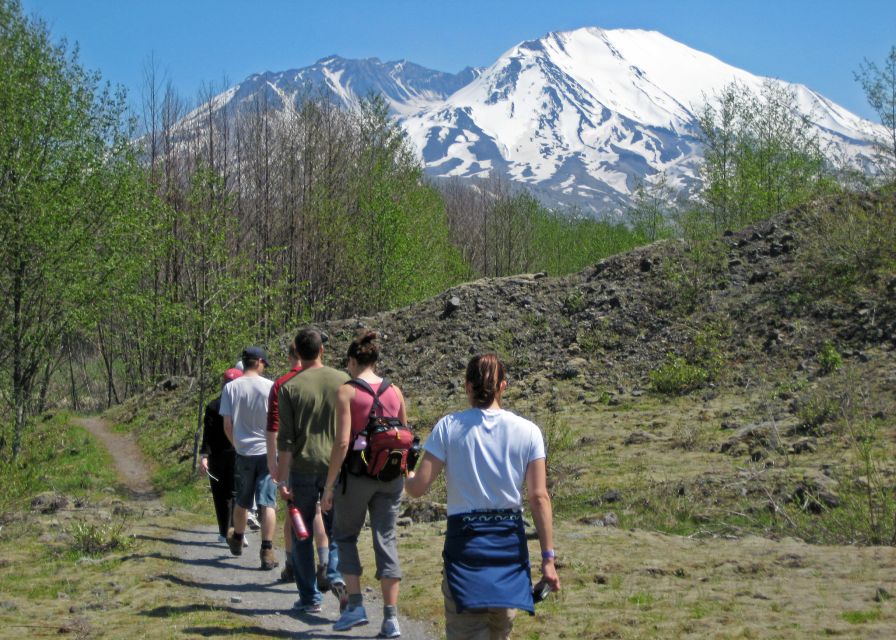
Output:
[76, 416, 439, 639]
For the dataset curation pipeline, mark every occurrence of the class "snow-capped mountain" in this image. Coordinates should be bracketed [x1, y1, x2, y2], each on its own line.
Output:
[188, 55, 480, 120]
[190, 27, 883, 215]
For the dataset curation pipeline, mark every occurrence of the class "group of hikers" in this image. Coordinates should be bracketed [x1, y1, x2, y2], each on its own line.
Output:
[199, 327, 561, 639]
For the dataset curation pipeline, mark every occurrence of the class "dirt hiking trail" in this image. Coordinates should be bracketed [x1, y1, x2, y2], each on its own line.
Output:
[76, 416, 439, 639]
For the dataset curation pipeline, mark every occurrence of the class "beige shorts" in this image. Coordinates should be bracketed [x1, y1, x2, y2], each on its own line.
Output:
[442, 575, 516, 640]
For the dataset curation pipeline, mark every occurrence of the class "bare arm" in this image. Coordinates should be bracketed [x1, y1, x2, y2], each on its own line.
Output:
[223, 416, 235, 447]
[404, 452, 444, 498]
[276, 450, 294, 502]
[525, 457, 560, 591]
[394, 386, 408, 426]
[321, 385, 354, 512]
[265, 431, 278, 478]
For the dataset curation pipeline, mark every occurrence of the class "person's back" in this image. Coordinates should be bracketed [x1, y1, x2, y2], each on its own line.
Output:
[426, 407, 542, 516]
[279, 366, 349, 474]
[405, 353, 560, 640]
[275, 328, 351, 613]
[222, 374, 274, 456]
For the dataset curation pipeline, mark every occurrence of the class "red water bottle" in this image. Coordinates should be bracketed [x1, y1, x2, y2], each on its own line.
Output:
[287, 500, 309, 540]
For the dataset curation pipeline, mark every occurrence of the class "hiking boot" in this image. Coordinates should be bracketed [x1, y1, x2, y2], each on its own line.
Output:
[226, 528, 242, 556]
[333, 604, 368, 631]
[260, 547, 278, 570]
[279, 562, 294, 583]
[316, 563, 331, 593]
[331, 579, 349, 612]
[378, 617, 401, 638]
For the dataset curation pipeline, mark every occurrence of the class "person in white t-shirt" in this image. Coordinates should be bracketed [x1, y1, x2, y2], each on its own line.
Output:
[220, 346, 278, 570]
[405, 353, 561, 640]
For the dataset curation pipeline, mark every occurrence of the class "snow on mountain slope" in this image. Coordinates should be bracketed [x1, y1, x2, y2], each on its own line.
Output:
[402, 27, 882, 213]
[186, 27, 883, 216]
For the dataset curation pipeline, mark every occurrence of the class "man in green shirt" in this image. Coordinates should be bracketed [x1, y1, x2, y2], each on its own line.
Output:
[276, 328, 349, 613]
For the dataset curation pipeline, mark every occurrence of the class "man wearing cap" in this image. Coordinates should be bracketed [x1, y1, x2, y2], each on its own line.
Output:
[200, 367, 243, 543]
[221, 346, 279, 570]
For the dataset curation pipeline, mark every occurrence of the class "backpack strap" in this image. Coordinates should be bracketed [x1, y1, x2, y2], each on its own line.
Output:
[346, 378, 392, 419]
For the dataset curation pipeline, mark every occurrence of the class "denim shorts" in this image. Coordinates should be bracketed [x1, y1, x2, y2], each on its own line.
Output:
[235, 453, 276, 509]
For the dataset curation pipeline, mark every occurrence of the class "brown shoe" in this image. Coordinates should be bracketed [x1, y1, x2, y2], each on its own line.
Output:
[280, 562, 294, 583]
[226, 528, 243, 556]
[260, 546, 279, 570]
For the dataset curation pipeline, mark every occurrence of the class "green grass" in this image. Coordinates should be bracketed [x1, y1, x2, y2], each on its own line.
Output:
[0, 412, 118, 512]
[841, 609, 881, 624]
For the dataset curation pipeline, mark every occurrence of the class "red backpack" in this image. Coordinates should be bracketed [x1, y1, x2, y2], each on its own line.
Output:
[343, 378, 418, 482]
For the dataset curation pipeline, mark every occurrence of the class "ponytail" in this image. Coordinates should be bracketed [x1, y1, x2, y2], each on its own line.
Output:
[347, 329, 379, 367]
[465, 353, 506, 408]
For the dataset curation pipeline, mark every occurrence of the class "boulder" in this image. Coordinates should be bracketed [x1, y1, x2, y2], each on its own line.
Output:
[400, 501, 447, 523]
[30, 492, 68, 514]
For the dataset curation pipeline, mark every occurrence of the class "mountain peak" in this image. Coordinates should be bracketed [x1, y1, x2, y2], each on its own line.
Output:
[190, 27, 881, 216]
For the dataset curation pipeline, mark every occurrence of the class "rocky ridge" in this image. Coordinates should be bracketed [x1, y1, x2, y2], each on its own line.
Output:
[311, 192, 896, 406]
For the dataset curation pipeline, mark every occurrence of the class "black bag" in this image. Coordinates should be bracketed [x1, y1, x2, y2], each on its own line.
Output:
[344, 378, 417, 482]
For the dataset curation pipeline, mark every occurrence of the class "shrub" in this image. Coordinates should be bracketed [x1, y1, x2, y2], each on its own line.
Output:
[817, 341, 843, 375]
[563, 289, 586, 314]
[541, 413, 574, 454]
[796, 391, 841, 434]
[800, 197, 896, 291]
[69, 519, 134, 556]
[649, 355, 709, 395]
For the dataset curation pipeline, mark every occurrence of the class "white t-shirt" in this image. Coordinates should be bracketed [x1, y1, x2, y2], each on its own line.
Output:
[424, 408, 546, 516]
[219, 374, 274, 456]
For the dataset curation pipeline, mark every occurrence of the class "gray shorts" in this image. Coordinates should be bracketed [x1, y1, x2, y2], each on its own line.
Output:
[235, 453, 276, 509]
[332, 474, 403, 580]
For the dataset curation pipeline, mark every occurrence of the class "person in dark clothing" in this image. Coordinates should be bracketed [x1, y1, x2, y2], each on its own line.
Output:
[200, 367, 244, 541]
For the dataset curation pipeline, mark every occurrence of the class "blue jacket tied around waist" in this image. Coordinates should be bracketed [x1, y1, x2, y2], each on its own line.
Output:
[443, 510, 535, 614]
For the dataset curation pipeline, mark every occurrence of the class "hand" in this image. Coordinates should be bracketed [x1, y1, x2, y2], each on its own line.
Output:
[199, 457, 209, 474]
[278, 483, 293, 502]
[541, 559, 561, 592]
[320, 488, 334, 513]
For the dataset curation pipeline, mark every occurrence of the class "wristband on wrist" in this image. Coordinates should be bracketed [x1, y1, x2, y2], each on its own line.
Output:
[541, 549, 556, 560]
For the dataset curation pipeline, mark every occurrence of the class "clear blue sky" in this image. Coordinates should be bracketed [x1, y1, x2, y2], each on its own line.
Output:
[21, 0, 896, 122]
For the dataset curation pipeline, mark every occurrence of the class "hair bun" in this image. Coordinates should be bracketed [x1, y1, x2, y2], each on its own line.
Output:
[361, 331, 377, 344]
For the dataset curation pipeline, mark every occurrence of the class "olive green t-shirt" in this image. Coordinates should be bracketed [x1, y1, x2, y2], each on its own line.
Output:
[277, 365, 350, 474]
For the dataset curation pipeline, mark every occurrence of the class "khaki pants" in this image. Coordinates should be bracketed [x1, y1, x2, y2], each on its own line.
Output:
[442, 576, 516, 640]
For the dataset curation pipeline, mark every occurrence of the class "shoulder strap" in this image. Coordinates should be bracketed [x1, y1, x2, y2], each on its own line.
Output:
[346, 378, 392, 418]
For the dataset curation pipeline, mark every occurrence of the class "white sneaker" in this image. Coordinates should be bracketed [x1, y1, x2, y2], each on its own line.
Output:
[246, 510, 261, 531]
[378, 617, 401, 638]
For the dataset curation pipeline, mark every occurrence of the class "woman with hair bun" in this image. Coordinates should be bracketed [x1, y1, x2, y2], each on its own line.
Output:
[321, 330, 408, 637]
[405, 353, 560, 640]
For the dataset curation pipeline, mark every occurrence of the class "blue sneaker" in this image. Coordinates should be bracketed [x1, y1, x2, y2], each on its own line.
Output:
[378, 617, 401, 638]
[333, 604, 368, 631]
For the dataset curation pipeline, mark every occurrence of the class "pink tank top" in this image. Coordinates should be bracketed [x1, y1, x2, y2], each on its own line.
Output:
[350, 380, 401, 436]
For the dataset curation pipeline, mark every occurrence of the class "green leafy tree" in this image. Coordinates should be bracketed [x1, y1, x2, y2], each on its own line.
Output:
[855, 46, 896, 177]
[696, 80, 836, 231]
[178, 165, 258, 470]
[348, 96, 468, 311]
[0, 0, 139, 457]
[626, 172, 676, 241]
